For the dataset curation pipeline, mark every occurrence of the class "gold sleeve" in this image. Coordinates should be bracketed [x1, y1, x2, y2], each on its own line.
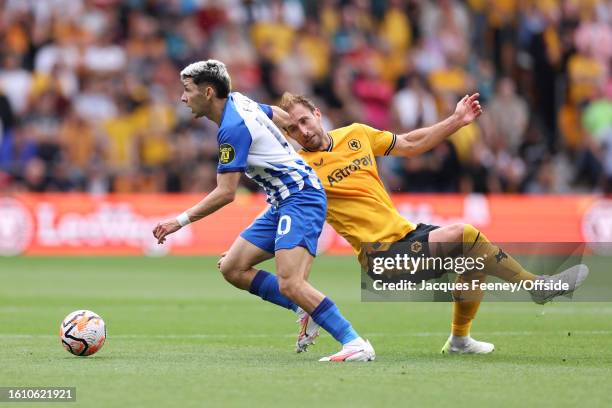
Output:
[359, 124, 396, 156]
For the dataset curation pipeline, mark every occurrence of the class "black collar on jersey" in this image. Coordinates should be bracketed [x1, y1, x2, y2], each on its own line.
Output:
[303, 133, 334, 153]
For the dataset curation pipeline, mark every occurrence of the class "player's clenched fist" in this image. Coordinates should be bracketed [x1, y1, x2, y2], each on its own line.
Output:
[152, 218, 181, 244]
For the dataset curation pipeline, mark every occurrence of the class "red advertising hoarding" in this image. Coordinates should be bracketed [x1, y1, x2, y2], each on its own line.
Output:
[0, 194, 610, 256]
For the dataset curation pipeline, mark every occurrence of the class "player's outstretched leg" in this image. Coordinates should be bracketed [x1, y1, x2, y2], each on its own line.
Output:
[461, 225, 590, 303]
[431, 223, 589, 355]
[460, 224, 538, 284]
[275, 247, 375, 362]
[434, 224, 590, 302]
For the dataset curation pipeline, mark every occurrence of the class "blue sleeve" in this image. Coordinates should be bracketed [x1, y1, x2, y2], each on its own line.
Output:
[217, 123, 252, 173]
[258, 103, 273, 119]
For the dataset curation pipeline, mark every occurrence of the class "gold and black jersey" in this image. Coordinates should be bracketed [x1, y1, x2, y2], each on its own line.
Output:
[299, 123, 416, 258]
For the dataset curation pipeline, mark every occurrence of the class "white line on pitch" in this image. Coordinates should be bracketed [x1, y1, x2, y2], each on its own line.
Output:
[1, 330, 611, 340]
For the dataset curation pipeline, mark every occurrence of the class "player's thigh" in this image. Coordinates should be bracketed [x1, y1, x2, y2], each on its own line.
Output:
[275, 246, 314, 283]
[221, 236, 274, 273]
[416, 223, 462, 257]
[231, 205, 278, 265]
[428, 223, 464, 244]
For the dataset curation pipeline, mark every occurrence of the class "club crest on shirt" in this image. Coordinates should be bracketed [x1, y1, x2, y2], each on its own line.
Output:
[348, 139, 361, 151]
[410, 241, 422, 253]
[219, 143, 236, 164]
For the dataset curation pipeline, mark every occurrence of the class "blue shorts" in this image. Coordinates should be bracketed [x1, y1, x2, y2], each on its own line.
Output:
[240, 187, 327, 257]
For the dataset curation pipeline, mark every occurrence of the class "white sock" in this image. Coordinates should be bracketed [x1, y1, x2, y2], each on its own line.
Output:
[344, 337, 366, 348]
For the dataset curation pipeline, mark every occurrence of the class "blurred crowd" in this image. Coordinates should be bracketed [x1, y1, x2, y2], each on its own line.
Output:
[0, 0, 611, 195]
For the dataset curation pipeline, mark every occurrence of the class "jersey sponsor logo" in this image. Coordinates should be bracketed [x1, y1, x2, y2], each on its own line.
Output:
[219, 143, 236, 164]
[326, 154, 373, 186]
[348, 139, 361, 151]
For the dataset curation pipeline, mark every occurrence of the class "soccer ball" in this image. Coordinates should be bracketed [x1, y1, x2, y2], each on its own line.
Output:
[60, 310, 106, 356]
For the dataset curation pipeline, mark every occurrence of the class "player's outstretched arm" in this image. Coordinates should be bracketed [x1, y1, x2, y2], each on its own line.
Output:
[152, 172, 241, 244]
[391, 93, 482, 157]
[270, 105, 291, 130]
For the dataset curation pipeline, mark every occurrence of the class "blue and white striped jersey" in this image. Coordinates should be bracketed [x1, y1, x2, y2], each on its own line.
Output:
[216, 92, 322, 206]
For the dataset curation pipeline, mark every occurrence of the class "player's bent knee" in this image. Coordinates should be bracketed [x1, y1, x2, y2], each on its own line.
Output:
[277, 277, 302, 299]
[218, 258, 232, 277]
[463, 223, 480, 242]
[219, 262, 245, 286]
[219, 267, 238, 285]
[277, 280, 294, 298]
[448, 223, 465, 241]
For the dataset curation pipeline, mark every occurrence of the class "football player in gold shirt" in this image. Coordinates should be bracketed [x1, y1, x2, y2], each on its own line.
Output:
[272, 92, 588, 354]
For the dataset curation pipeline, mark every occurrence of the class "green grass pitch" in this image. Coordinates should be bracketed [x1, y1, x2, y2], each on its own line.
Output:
[1, 256, 611, 407]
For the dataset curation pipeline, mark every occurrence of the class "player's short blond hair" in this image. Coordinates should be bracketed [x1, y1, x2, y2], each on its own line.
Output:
[279, 92, 317, 113]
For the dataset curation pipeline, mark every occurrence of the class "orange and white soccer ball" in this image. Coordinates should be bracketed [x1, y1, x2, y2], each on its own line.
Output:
[60, 310, 106, 356]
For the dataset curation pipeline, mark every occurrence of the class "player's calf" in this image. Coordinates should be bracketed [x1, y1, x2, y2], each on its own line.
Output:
[218, 241, 298, 312]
